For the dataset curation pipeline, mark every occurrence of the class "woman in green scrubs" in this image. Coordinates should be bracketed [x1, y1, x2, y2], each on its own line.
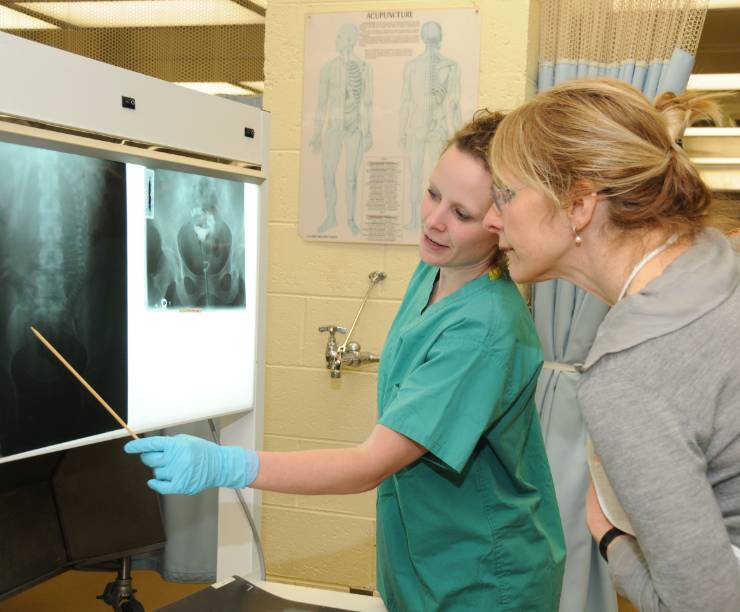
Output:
[126, 110, 565, 611]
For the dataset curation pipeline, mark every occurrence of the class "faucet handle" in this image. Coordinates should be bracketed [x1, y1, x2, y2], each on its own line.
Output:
[318, 325, 347, 336]
[368, 271, 386, 284]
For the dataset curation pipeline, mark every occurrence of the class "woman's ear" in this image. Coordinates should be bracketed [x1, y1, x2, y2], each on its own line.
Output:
[568, 190, 600, 233]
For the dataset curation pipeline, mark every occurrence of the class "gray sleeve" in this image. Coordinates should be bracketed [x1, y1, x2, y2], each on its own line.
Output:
[580, 367, 740, 612]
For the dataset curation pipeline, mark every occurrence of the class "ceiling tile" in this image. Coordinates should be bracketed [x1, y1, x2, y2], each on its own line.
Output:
[176, 82, 253, 95]
[239, 81, 264, 93]
[688, 73, 740, 89]
[0, 5, 58, 29]
[16, 0, 264, 28]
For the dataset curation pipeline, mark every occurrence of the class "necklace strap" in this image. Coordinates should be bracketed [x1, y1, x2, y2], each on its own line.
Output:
[617, 233, 678, 302]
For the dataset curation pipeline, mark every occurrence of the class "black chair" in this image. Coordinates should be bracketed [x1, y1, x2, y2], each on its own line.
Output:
[0, 439, 165, 611]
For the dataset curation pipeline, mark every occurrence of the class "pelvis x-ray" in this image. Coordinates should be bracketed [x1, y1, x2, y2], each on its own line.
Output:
[145, 169, 246, 310]
[0, 140, 127, 458]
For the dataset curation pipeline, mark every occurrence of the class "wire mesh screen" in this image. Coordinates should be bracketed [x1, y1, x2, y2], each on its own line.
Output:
[540, 0, 708, 67]
[0, 0, 264, 96]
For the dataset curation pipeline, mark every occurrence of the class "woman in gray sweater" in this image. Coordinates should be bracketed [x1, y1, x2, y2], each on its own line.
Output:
[482, 78, 740, 611]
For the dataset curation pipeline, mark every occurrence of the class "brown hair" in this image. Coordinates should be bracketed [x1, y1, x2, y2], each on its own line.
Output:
[447, 108, 508, 272]
[447, 108, 505, 175]
[490, 78, 725, 239]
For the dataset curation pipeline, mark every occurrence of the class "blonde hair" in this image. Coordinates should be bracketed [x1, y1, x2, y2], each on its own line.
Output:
[490, 78, 725, 238]
[710, 192, 740, 235]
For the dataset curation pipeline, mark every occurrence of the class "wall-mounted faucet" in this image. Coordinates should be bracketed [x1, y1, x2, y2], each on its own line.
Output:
[318, 327, 380, 378]
[318, 324, 347, 377]
[318, 271, 385, 378]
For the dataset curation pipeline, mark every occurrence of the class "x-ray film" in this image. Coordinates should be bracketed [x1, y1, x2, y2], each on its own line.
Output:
[145, 169, 246, 310]
[127, 165, 259, 434]
[0, 141, 260, 464]
[0, 140, 127, 458]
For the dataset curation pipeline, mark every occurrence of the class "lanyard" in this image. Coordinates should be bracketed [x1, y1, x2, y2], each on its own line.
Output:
[616, 234, 679, 303]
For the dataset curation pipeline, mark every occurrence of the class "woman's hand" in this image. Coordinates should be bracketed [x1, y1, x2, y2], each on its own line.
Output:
[124, 434, 259, 495]
[586, 477, 616, 542]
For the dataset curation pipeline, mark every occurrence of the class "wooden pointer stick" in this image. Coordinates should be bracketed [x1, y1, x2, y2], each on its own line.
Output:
[30, 326, 139, 439]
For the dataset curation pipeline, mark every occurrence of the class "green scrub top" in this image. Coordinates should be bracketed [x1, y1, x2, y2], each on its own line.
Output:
[376, 262, 565, 612]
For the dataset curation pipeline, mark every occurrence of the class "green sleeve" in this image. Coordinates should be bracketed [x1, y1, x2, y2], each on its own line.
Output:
[379, 321, 523, 473]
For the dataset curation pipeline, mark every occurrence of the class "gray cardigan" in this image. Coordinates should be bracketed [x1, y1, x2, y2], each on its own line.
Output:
[578, 229, 740, 612]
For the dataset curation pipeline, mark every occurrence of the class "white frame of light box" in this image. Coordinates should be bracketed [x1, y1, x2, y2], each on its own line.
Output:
[0, 30, 269, 581]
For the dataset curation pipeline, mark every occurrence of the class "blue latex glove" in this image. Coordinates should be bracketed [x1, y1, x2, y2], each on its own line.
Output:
[124, 434, 259, 495]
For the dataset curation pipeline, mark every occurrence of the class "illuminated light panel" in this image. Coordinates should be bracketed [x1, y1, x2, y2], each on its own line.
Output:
[16, 0, 264, 28]
[176, 82, 253, 96]
[707, 0, 740, 8]
[0, 5, 58, 29]
[238, 81, 264, 93]
[686, 127, 740, 136]
[687, 73, 740, 90]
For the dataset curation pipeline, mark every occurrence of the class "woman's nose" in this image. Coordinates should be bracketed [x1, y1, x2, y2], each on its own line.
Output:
[425, 205, 446, 229]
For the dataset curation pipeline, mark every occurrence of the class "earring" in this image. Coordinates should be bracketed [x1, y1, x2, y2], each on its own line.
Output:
[572, 224, 582, 246]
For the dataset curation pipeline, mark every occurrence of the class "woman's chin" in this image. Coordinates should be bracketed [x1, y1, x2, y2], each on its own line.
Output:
[420, 243, 449, 267]
[508, 262, 549, 285]
[503, 255, 531, 284]
[420, 251, 445, 268]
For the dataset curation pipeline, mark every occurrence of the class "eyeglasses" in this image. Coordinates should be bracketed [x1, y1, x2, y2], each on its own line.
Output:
[491, 184, 515, 213]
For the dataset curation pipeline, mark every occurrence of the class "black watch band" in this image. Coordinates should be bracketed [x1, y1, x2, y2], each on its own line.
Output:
[599, 527, 626, 562]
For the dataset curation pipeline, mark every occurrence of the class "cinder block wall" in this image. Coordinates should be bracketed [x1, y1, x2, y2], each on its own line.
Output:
[262, 0, 539, 592]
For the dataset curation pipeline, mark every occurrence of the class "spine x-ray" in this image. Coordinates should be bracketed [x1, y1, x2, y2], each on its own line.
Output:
[0, 140, 127, 458]
[145, 169, 246, 310]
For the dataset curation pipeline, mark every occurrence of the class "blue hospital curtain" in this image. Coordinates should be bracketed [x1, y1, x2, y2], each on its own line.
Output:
[534, 2, 709, 611]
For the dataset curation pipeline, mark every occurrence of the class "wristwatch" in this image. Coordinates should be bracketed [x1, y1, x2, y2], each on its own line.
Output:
[599, 526, 626, 562]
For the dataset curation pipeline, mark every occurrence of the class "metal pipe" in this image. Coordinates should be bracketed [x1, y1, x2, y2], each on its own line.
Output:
[336, 271, 386, 358]
[207, 419, 266, 580]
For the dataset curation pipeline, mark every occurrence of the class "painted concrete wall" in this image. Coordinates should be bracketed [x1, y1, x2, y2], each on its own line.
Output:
[262, 0, 539, 591]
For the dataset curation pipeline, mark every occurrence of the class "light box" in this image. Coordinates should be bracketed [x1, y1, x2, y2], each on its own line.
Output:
[0, 132, 262, 464]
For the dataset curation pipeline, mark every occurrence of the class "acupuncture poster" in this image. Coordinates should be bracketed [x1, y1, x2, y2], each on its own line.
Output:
[299, 8, 481, 244]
